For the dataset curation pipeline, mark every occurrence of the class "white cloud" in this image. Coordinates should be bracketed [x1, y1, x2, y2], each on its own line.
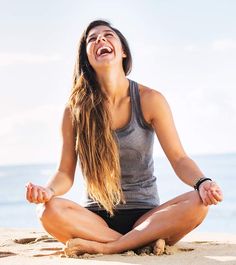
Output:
[212, 39, 236, 51]
[0, 104, 64, 165]
[0, 53, 62, 66]
[183, 45, 200, 52]
[134, 39, 236, 57]
[0, 105, 63, 137]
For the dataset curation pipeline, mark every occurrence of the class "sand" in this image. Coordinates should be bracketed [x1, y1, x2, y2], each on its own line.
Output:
[0, 227, 236, 265]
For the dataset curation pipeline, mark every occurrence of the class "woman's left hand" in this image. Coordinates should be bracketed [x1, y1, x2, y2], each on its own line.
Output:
[199, 181, 223, 206]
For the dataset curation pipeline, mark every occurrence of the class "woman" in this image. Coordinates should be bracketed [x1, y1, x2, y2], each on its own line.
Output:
[26, 20, 223, 256]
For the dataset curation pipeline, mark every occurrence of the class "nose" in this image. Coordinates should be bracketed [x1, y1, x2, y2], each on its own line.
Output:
[95, 34, 106, 43]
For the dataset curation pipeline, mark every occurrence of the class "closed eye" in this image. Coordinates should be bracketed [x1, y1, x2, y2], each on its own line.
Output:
[87, 33, 114, 43]
[87, 37, 96, 43]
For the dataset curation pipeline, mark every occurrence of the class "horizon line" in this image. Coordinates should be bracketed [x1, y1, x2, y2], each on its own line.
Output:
[0, 151, 235, 168]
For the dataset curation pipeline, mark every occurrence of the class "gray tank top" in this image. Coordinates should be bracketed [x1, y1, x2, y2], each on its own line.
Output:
[84, 79, 160, 210]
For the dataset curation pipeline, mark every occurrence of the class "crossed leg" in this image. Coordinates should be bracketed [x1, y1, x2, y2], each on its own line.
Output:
[64, 190, 209, 254]
[37, 198, 122, 244]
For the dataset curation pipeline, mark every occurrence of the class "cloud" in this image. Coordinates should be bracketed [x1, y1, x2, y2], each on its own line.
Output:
[0, 104, 63, 138]
[0, 104, 64, 165]
[133, 39, 236, 57]
[0, 52, 62, 66]
[183, 45, 201, 52]
[211, 39, 236, 51]
[0, 105, 59, 133]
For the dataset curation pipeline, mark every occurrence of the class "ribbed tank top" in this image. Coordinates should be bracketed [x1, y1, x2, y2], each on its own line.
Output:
[84, 79, 160, 210]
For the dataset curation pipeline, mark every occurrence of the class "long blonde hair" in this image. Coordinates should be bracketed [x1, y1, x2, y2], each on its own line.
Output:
[68, 20, 132, 215]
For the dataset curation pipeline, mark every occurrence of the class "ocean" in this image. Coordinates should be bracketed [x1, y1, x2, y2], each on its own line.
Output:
[0, 153, 235, 234]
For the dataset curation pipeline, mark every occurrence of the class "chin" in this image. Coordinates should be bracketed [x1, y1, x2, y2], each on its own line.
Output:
[94, 59, 118, 69]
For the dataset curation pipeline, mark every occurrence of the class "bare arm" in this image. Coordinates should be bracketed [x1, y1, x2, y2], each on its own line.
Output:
[26, 105, 77, 203]
[144, 90, 204, 186]
[141, 88, 223, 205]
[45, 106, 77, 196]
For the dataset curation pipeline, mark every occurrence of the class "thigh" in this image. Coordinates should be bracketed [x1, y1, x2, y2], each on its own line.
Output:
[39, 197, 122, 243]
[61, 198, 115, 226]
[42, 197, 109, 227]
[132, 190, 199, 228]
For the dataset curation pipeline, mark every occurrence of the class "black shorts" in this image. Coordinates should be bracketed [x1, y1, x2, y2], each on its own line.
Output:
[90, 208, 153, 235]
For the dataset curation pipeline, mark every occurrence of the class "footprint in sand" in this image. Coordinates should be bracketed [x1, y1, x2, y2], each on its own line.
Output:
[39, 247, 62, 251]
[33, 249, 64, 257]
[32, 247, 64, 257]
[14, 237, 37, 244]
[0, 251, 17, 258]
[179, 247, 194, 252]
[193, 241, 219, 245]
[14, 235, 58, 244]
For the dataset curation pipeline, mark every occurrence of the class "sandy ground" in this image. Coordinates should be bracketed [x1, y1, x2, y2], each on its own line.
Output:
[0, 228, 236, 265]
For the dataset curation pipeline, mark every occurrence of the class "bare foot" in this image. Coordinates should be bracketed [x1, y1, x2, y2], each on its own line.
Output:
[64, 238, 104, 257]
[135, 244, 153, 255]
[153, 239, 165, 255]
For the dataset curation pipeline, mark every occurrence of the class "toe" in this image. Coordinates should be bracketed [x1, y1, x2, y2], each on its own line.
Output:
[153, 239, 165, 256]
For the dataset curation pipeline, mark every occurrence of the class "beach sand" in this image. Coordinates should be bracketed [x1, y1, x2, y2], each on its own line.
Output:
[0, 227, 236, 265]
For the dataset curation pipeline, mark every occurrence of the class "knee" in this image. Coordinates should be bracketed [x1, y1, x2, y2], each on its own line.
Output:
[36, 197, 62, 222]
[189, 191, 209, 223]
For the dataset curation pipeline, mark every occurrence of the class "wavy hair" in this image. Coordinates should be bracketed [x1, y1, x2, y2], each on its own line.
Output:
[68, 20, 132, 215]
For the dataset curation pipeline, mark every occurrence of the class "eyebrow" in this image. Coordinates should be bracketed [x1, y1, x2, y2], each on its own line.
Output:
[87, 29, 115, 40]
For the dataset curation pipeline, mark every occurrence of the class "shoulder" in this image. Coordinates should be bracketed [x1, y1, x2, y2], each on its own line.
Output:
[138, 83, 170, 124]
[64, 104, 73, 118]
[138, 83, 166, 104]
[62, 105, 74, 124]
[61, 104, 76, 134]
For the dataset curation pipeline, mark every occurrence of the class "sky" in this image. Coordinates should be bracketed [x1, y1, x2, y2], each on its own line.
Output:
[0, 0, 236, 165]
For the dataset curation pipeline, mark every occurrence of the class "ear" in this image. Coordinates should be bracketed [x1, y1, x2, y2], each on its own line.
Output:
[122, 52, 127, 58]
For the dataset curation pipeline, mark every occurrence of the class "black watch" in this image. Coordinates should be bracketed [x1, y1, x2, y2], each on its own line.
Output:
[194, 177, 212, 191]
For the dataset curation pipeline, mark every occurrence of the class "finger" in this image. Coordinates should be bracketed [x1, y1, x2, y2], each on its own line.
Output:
[207, 183, 223, 201]
[207, 191, 218, 205]
[31, 186, 39, 203]
[203, 194, 212, 206]
[207, 183, 218, 193]
[207, 190, 217, 204]
[25, 182, 32, 188]
[34, 186, 51, 203]
[26, 185, 33, 202]
[37, 189, 44, 203]
[212, 190, 223, 202]
[42, 190, 51, 202]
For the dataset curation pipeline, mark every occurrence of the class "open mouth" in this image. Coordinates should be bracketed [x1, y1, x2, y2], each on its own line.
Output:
[96, 46, 113, 57]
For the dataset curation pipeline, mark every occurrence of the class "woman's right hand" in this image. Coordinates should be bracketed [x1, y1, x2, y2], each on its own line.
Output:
[25, 182, 55, 204]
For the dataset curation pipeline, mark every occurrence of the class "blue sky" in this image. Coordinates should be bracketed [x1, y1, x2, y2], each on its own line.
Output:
[0, 0, 236, 165]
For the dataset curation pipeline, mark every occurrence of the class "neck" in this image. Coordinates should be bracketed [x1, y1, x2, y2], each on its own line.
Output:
[96, 69, 129, 105]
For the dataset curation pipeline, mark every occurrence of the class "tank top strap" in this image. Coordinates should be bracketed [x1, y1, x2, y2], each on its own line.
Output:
[129, 79, 154, 131]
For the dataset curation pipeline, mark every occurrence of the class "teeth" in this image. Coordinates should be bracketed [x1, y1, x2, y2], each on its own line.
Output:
[97, 46, 112, 56]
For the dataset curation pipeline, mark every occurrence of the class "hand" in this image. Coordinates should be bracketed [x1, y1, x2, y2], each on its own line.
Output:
[199, 181, 223, 206]
[25, 182, 54, 204]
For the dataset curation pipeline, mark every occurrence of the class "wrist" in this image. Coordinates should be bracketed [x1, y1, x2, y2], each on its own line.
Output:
[193, 177, 212, 191]
[48, 187, 56, 196]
